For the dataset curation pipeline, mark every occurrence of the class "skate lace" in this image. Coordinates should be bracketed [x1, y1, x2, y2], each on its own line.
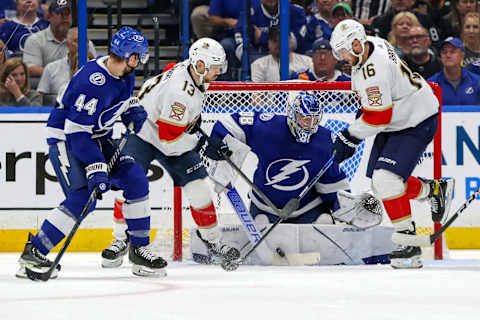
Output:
[109, 239, 127, 253]
[32, 247, 49, 262]
[138, 247, 158, 262]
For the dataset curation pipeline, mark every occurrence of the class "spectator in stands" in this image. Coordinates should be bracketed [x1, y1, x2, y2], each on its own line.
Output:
[388, 11, 421, 56]
[351, 0, 391, 27]
[428, 37, 480, 105]
[37, 27, 94, 105]
[250, 26, 312, 81]
[461, 12, 480, 69]
[0, 40, 7, 68]
[0, 0, 49, 56]
[23, 0, 96, 77]
[190, 0, 212, 39]
[291, 39, 350, 81]
[0, 57, 41, 106]
[234, 0, 308, 62]
[330, 2, 354, 28]
[371, 0, 452, 49]
[305, 0, 334, 50]
[442, 0, 477, 38]
[402, 25, 442, 79]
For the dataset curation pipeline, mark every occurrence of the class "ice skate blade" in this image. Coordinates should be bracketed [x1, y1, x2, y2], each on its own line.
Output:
[15, 265, 58, 279]
[101, 257, 124, 268]
[390, 256, 423, 269]
[131, 264, 167, 278]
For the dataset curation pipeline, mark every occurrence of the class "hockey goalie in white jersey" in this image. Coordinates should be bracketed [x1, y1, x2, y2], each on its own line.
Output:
[329, 20, 454, 269]
[100, 38, 241, 269]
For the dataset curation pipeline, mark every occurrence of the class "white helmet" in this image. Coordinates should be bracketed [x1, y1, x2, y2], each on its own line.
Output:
[189, 38, 227, 83]
[330, 19, 367, 67]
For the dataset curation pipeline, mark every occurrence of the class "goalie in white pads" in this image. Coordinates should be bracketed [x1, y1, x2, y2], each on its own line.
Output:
[330, 20, 454, 269]
[100, 38, 240, 270]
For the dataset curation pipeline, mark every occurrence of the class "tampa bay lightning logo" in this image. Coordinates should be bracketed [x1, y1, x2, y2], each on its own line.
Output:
[89, 72, 106, 86]
[265, 159, 310, 191]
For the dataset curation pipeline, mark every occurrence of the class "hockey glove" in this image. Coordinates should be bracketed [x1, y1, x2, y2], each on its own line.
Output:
[121, 106, 147, 134]
[185, 114, 202, 134]
[331, 129, 362, 163]
[86, 162, 110, 198]
[202, 136, 232, 161]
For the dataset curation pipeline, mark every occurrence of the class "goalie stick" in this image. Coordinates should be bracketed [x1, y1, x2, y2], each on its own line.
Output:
[25, 123, 134, 282]
[392, 187, 480, 247]
[226, 187, 320, 266]
[222, 153, 335, 271]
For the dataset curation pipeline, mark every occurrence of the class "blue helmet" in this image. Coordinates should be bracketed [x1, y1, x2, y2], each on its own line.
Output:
[287, 92, 322, 144]
[110, 27, 149, 64]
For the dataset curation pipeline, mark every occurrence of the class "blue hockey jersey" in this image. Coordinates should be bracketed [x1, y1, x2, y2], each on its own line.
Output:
[211, 112, 349, 218]
[46, 56, 135, 166]
[234, 2, 308, 59]
[0, 18, 49, 53]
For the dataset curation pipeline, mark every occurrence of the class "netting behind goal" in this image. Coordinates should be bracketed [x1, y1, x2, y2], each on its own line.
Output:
[149, 81, 443, 261]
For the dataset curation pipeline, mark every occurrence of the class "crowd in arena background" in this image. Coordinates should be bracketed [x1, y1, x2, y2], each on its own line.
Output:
[0, 0, 479, 106]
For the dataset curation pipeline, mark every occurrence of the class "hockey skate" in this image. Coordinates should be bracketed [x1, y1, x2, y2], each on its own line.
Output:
[129, 245, 167, 277]
[389, 224, 423, 269]
[420, 177, 455, 223]
[196, 229, 240, 264]
[16, 233, 61, 279]
[101, 238, 129, 268]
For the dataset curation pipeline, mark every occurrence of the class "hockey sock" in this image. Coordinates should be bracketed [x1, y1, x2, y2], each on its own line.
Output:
[112, 198, 128, 241]
[123, 197, 151, 247]
[32, 207, 76, 255]
[405, 176, 429, 200]
[382, 194, 413, 231]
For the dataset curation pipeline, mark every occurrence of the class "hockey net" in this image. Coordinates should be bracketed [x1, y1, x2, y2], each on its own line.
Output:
[150, 81, 443, 261]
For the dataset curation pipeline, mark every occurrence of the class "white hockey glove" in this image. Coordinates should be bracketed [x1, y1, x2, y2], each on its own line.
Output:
[332, 191, 383, 229]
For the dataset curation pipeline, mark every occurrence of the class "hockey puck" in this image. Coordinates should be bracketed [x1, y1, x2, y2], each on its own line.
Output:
[276, 247, 286, 258]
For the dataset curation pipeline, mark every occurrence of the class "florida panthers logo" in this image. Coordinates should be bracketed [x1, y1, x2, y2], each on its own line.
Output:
[265, 159, 310, 191]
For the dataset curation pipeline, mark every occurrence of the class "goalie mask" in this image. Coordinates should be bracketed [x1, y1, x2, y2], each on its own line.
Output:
[287, 92, 322, 144]
[330, 19, 367, 67]
[189, 37, 227, 84]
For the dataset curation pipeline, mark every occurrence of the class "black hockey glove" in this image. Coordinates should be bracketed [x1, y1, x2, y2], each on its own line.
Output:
[196, 136, 232, 161]
[331, 129, 362, 163]
[185, 114, 202, 134]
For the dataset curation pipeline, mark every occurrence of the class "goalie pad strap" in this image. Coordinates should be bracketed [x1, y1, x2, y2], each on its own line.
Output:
[191, 202, 217, 228]
[382, 194, 411, 222]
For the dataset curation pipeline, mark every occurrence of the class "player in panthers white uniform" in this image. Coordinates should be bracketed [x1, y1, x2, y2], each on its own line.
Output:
[100, 38, 240, 268]
[330, 20, 454, 269]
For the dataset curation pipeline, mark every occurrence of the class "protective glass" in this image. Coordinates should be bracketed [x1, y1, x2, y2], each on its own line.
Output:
[139, 53, 150, 64]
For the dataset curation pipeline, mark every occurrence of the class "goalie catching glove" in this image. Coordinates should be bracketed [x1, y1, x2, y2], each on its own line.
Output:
[331, 129, 362, 163]
[332, 191, 383, 229]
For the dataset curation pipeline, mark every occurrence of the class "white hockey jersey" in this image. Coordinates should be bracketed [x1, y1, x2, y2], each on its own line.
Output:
[348, 36, 439, 140]
[136, 61, 204, 156]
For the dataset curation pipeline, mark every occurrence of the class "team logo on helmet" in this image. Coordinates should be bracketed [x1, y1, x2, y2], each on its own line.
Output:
[132, 34, 144, 42]
[57, 0, 67, 5]
[89, 72, 106, 86]
[202, 42, 210, 49]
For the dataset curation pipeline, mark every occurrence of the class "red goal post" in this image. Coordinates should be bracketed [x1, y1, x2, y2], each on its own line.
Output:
[168, 81, 443, 261]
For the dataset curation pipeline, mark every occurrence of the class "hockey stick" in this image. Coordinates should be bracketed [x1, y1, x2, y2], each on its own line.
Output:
[392, 187, 480, 247]
[25, 123, 134, 281]
[226, 186, 320, 266]
[222, 155, 335, 271]
[312, 225, 355, 263]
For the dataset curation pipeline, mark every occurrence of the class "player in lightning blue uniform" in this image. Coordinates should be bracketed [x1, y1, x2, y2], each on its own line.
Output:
[210, 92, 349, 224]
[16, 27, 167, 279]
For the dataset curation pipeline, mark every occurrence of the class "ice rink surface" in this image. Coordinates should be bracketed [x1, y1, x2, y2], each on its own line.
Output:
[1, 251, 479, 320]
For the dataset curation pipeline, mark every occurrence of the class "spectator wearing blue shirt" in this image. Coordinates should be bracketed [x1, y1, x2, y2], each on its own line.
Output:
[0, 0, 49, 55]
[428, 37, 480, 105]
[234, 0, 308, 62]
[305, 0, 335, 52]
[291, 39, 350, 81]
